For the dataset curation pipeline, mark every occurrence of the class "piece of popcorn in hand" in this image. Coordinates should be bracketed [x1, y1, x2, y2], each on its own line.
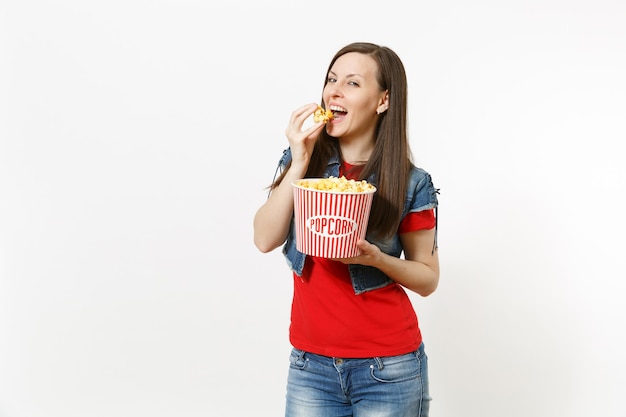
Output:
[313, 105, 333, 123]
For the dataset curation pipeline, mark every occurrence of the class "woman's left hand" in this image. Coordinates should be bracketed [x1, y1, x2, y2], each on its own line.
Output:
[332, 228, 440, 297]
[332, 239, 381, 266]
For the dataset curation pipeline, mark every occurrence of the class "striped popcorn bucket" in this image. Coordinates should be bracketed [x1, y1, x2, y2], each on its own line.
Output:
[292, 179, 376, 258]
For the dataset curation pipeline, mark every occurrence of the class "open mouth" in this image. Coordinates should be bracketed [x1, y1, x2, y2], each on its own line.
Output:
[329, 105, 347, 118]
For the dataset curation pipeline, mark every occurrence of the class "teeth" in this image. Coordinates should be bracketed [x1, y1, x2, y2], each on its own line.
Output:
[329, 105, 346, 112]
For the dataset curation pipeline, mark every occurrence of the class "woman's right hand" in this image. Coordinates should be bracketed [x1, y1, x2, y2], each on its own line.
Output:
[253, 103, 326, 253]
[285, 103, 326, 170]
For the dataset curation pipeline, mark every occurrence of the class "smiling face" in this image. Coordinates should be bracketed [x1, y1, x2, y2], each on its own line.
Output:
[322, 52, 389, 143]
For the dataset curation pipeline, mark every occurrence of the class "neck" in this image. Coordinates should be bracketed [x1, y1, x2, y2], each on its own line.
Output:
[339, 137, 374, 165]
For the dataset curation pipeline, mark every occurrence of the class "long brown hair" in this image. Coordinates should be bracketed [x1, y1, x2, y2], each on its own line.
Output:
[272, 42, 413, 240]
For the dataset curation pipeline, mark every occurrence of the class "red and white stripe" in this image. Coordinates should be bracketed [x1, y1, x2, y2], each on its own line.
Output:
[293, 183, 374, 258]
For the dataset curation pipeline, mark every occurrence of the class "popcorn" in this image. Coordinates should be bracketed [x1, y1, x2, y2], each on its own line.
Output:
[295, 176, 376, 193]
[313, 105, 333, 123]
[293, 176, 376, 257]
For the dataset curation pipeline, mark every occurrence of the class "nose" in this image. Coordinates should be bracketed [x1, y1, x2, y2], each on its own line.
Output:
[325, 81, 343, 98]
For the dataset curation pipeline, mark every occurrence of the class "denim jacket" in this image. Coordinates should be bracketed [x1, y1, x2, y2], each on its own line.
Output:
[277, 147, 439, 295]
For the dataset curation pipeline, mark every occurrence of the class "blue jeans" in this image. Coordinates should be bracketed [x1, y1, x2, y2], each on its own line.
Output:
[285, 343, 431, 417]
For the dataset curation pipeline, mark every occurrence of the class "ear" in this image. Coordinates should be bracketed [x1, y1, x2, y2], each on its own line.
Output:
[376, 91, 389, 114]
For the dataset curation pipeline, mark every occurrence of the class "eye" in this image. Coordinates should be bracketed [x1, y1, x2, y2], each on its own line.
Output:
[327, 77, 337, 83]
[348, 80, 360, 87]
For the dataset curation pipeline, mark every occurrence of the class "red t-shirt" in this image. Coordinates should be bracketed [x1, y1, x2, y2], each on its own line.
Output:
[289, 163, 435, 358]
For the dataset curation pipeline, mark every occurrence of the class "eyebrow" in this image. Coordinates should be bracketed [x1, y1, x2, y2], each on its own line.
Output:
[328, 70, 365, 78]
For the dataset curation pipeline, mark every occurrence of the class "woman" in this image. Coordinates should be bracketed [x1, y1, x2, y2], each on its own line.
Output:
[253, 42, 440, 417]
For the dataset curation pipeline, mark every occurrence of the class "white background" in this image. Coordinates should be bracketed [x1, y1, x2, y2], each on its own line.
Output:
[1, 1, 625, 416]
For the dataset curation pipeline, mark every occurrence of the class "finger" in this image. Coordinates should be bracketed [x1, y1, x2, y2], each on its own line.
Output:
[291, 103, 319, 123]
[356, 239, 370, 250]
[302, 120, 326, 138]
